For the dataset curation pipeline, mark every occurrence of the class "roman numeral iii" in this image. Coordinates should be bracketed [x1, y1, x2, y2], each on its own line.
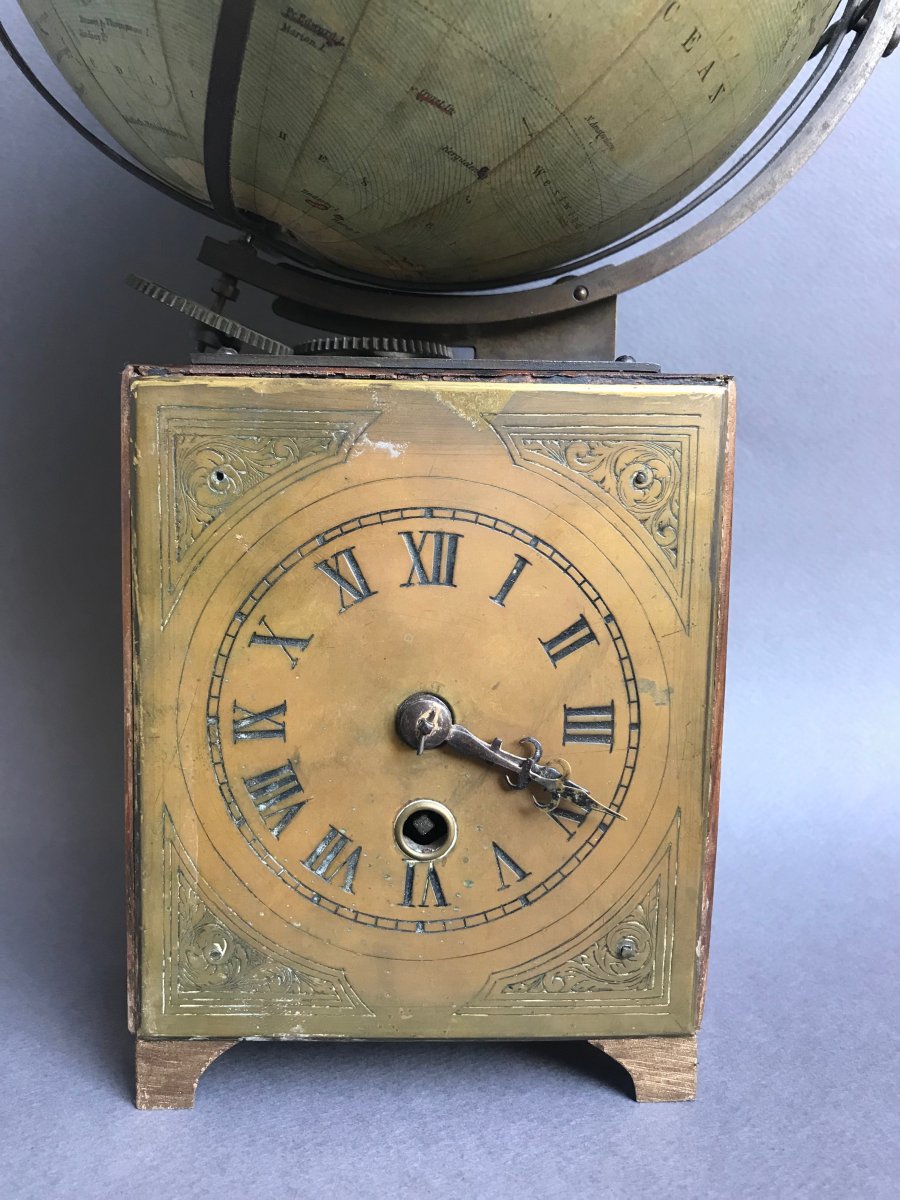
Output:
[315, 547, 377, 612]
[242, 760, 306, 838]
[539, 614, 599, 666]
[399, 530, 461, 587]
[563, 703, 615, 748]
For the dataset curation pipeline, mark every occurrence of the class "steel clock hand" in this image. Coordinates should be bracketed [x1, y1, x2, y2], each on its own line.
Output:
[396, 692, 625, 819]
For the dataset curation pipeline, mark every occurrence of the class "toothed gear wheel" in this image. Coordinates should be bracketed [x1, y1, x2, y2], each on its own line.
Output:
[127, 274, 295, 356]
[294, 336, 452, 360]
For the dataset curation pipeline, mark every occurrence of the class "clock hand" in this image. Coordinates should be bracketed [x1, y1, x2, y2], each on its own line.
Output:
[396, 692, 624, 819]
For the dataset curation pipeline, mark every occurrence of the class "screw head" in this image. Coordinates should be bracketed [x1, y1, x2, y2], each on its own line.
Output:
[573, 284, 589, 302]
[615, 936, 639, 960]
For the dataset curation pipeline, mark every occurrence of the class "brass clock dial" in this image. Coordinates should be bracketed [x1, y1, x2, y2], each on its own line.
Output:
[203, 504, 642, 938]
[127, 369, 731, 1042]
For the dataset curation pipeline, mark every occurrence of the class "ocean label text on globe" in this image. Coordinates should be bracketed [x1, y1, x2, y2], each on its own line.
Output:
[22, 0, 838, 283]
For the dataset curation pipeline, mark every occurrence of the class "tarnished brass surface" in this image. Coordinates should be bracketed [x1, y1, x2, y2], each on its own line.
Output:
[126, 369, 733, 1039]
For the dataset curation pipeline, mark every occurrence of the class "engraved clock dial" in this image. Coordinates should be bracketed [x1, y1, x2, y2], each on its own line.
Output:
[203, 505, 642, 937]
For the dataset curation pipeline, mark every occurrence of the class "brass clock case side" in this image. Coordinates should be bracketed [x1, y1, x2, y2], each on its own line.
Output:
[695, 381, 736, 1026]
[122, 367, 140, 1037]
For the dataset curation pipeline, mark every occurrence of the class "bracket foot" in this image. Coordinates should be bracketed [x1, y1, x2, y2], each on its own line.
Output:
[135, 1038, 238, 1109]
[590, 1035, 697, 1102]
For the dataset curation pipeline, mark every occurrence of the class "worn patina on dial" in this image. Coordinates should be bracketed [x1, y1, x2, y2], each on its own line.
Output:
[126, 367, 732, 1041]
[208, 504, 640, 931]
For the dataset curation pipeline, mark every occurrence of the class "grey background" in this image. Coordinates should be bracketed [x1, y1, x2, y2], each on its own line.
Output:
[1, 20, 899, 1200]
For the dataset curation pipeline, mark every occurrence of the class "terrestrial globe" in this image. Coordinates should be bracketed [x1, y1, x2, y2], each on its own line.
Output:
[17, 0, 847, 287]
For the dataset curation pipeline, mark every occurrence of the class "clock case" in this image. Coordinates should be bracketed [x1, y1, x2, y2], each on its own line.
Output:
[122, 358, 734, 1107]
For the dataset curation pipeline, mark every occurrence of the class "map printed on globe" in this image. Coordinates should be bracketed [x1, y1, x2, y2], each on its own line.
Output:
[21, 0, 838, 283]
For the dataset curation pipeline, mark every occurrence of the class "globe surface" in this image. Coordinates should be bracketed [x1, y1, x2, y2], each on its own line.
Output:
[22, 0, 837, 284]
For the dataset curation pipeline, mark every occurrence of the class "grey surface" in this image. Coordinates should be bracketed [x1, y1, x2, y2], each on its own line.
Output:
[1, 24, 899, 1200]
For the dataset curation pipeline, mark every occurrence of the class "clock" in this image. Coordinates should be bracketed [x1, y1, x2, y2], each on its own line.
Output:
[124, 362, 733, 1107]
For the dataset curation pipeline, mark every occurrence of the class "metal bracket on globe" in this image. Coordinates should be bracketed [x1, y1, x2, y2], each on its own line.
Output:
[2, 0, 898, 358]
[187, 0, 900, 339]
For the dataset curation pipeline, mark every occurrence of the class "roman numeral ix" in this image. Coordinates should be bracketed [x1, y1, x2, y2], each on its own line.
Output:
[399, 530, 461, 587]
[242, 760, 306, 839]
[232, 699, 287, 741]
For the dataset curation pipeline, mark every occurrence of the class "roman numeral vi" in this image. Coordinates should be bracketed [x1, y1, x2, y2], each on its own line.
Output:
[401, 862, 448, 906]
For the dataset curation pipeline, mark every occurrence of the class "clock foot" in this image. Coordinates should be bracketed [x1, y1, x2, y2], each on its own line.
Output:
[589, 1035, 697, 1102]
[134, 1037, 238, 1109]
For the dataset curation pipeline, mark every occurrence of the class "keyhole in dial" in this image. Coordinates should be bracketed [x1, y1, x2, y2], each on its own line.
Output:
[394, 799, 458, 860]
[403, 808, 449, 849]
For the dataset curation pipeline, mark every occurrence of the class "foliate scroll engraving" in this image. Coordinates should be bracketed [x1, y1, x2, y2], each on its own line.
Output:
[157, 406, 378, 623]
[174, 432, 342, 558]
[466, 811, 680, 1016]
[488, 414, 700, 627]
[177, 872, 341, 1001]
[161, 811, 368, 1018]
[502, 877, 659, 996]
[520, 439, 680, 564]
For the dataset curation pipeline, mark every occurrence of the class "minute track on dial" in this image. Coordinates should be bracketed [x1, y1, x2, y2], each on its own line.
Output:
[395, 692, 626, 820]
